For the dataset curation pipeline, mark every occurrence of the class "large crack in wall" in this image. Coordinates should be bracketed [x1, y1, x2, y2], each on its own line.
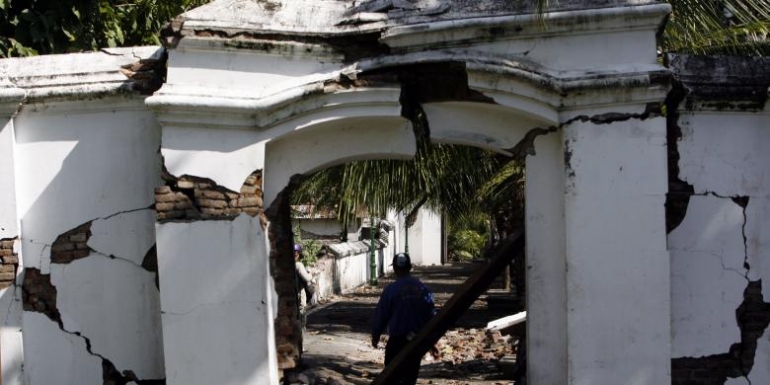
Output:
[265, 175, 305, 370]
[22, 218, 165, 384]
[664, 81, 695, 234]
[673, 280, 770, 385]
[665, 60, 770, 382]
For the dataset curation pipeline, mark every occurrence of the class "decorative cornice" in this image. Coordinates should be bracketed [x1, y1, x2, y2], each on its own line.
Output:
[380, 3, 672, 51]
[149, 55, 669, 132]
[666, 53, 770, 112]
[0, 47, 164, 105]
[165, 2, 670, 66]
[0, 80, 25, 118]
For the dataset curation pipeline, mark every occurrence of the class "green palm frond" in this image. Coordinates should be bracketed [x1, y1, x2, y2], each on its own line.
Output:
[662, 0, 770, 56]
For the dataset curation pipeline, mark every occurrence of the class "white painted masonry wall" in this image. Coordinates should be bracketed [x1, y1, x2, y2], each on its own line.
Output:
[156, 215, 278, 385]
[0, 116, 24, 385]
[561, 105, 670, 385]
[10, 97, 164, 384]
[671, 110, 770, 384]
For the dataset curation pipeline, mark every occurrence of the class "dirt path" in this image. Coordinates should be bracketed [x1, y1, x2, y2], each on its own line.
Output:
[285, 263, 523, 385]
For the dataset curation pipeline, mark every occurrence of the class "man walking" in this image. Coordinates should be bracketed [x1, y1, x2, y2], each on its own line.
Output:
[371, 252, 435, 385]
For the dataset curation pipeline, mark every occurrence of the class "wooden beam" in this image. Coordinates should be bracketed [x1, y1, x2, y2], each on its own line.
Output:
[372, 231, 525, 384]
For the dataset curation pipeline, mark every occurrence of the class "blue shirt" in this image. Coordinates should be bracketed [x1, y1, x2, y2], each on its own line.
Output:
[372, 276, 435, 341]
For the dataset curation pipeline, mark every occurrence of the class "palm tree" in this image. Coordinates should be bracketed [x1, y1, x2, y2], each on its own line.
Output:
[662, 0, 770, 55]
[291, 108, 525, 255]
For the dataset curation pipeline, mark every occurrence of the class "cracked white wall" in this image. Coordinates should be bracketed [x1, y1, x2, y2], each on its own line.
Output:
[725, 327, 770, 385]
[13, 100, 161, 273]
[22, 312, 102, 385]
[50, 210, 163, 380]
[12, 99, 164, 383]
[670, 195, 747, 357]
[156, 215, 278, 385]
[673, 110, 770, 382]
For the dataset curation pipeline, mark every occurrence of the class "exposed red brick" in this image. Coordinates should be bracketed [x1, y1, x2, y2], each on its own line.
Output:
[155, 170, 267, 225]
[50, 223, 93, 264]
[22, 268, 61, 325]
[0, 237, 19, 290]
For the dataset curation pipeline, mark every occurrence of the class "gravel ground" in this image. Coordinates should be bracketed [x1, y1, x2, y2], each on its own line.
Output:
[284, 263, 524, 385]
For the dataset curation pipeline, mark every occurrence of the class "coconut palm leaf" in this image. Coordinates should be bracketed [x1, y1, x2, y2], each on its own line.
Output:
[662, 0, 770, 55]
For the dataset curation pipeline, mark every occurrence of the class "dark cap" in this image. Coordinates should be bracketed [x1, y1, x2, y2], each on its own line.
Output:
[392, 252, 412, 270]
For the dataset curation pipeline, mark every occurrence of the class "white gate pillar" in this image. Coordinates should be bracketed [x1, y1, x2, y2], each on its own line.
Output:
[563, 105, 670, 384]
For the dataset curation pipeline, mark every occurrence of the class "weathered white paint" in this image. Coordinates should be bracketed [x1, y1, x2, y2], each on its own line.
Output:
[562, 108, 670, 385]
[167, 48, 342, 97]
[678, 112, 770, 197]
[13, 101, 160, 273]
[50, 254, 163, 379]
[263, 116, 415, 208]
[22, 311, 102, 385]
[156, 215, 278, 385]
[0, 47, 163, 102]
[525, 131, 567, 385]
[162, 126, 265, 192]
[746, 198, 770, 298]
[670, 195, 747, 357]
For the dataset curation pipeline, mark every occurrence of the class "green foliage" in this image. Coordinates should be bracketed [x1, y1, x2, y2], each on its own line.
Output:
[0, 0, 210, 58]
[661, 0, 770, 56]
[448, 228, 488, 261]
[447, 211, 490, 261]
[292, 224, 322, 266]
[292, 112, 509, 228]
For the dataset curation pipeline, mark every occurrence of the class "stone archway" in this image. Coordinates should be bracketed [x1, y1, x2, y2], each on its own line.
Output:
[147, 1, 672, 384]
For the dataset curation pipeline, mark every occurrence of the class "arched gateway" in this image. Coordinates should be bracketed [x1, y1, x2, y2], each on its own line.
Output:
[147, 1, 671, 384]
[0, 0, 676, 384]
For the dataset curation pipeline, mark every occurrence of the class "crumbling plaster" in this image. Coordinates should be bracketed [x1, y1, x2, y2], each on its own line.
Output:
[161, 126, 265, 193]
[50, 210, 163, 380]
[725, 327, 770, 385]
[22, 311, 103, 385]
[13, 101, 161, 273]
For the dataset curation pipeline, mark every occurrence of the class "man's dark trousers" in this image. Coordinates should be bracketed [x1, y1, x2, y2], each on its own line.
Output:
[384, 335, 420, 385]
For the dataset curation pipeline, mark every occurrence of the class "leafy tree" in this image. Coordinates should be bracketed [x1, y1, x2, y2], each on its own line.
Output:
[0, 0, 208, 57]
